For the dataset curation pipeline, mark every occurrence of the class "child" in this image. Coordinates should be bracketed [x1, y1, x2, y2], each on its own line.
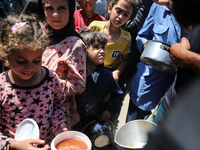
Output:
[41, 0, 87, 129]
[88, 0, 139, 82]
[71, 0, 106, 33]
[73, 28, 123, 133]
[0, 14, 68, 149]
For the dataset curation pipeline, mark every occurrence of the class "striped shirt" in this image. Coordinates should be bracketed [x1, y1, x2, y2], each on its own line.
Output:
[71, 9, 106, 33]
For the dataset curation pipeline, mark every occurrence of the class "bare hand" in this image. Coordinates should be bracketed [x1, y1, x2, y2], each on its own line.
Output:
[153, 0, 172, 10]
[153, 0, 169, 5]
[54, 122, 68, 136]
[10, 139, 50, 150]
[170, 37, 191, 66]
[112, 70, 120, 82]
[97, 111, 111, 121]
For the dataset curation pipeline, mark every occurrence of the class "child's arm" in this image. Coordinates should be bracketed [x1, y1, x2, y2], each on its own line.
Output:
[50, 72, 69, 134]
[104, 76, 124, 120]
[58, 39, 87, 96]
[136, 3, 157, 53]
[112, 54, 128, 82]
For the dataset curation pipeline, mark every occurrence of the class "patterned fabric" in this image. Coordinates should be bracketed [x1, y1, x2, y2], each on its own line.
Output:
[42, 36, 87, 128]
[0, 67, 67, 149]
[71, 9, 106, 33]
[88, 21, 131, 70]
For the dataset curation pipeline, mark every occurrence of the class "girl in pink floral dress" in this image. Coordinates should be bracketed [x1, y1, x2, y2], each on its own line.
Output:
[41, 0, 87, 129]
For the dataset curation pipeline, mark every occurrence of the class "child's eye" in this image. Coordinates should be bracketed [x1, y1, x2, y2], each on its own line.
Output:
[93, 45, 99, 49]
[45, 6, 53, 11]
[33, 60, 41, 64]
[59, 6, 67, 11]
[33, 59, 42, 64]
[16, 60, 25, 64]
[124, 13, 130, 17]
[101, 46, 105, 50]
[116, 8, 122, 14]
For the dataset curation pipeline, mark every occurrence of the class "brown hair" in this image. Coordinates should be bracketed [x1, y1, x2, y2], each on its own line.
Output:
[109, 0, 140, 19]
[0, 14, 50, 67]
[79, 27, 107, 49]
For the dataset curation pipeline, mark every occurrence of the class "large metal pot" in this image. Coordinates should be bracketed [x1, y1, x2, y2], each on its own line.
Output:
[114, 120, 157, 150]
[140, 40, 177, 74]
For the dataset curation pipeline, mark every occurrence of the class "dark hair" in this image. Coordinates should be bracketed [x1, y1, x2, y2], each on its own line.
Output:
[109, 0, 140, 19]
[0, 14, 50, 67]
[79, 27, 107, 48]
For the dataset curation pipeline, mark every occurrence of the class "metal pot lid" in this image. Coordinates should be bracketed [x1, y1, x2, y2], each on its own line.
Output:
[14, 118, 39, 141]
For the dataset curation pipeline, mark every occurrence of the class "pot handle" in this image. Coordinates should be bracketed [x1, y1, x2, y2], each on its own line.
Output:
[160, 44, 171, 52]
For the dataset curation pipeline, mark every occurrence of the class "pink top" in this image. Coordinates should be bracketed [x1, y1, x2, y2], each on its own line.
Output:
[42, 36, 87, 128]
[0, 67, 67, 149]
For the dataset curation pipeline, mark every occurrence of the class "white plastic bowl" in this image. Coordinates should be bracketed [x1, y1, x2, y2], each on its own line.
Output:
[51, 131, 92, 150]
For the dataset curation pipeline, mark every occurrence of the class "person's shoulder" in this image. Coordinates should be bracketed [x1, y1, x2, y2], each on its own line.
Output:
[89, 20, 106, 26]
[0, 71, 7, 82]
[120, 28, 131, 40]
[74, 9, 81, 14]
[99, 66, 113, 76]
[93, 13, 106, 21]
[88, 20, 106, 30]
[43, 66, 61, 82]
[63, 36, 83, 43]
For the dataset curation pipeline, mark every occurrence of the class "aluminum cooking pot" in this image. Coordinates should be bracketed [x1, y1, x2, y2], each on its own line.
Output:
[140, 40, 177, 74]
[115, 120, 157, 150]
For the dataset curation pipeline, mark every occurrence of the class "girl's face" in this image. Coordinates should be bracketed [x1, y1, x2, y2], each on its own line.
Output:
[108, 0, 133, 28]
[8, 48, 43, 81]
[44, 0, 69, 30]
[87, 38, 105, 65]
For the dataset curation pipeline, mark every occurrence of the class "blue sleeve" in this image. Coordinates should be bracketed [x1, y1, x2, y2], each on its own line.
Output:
[136, 3, 157, 53]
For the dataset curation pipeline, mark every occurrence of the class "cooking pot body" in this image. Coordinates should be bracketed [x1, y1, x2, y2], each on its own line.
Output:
[140, 40, 177, 74]
[115, 120, 157, 150]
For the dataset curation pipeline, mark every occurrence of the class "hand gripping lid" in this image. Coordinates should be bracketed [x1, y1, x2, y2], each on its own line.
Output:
[14, 118, 40, 141]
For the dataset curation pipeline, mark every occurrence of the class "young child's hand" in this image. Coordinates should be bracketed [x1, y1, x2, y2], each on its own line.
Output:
[97, 111, 111, 121]
[54, 122, 69, 136]
[10, 139, 50, 150]
[112, 70, 120, 82]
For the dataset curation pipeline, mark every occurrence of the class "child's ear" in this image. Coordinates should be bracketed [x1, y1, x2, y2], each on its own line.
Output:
[107, 4, 112, 14]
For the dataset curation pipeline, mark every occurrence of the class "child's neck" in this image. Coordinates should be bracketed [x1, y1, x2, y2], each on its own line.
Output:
[103, 21, 121, 44]
[86, 62, 98, 76]
[83, 10, 94, 18]
[8, 67, 44, 87]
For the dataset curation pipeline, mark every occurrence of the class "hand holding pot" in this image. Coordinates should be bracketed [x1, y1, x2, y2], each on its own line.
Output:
[170, 37, 200, 71]
[170, 38, 191, 66]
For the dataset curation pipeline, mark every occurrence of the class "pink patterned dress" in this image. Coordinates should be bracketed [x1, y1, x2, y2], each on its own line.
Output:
[0, 67, 67, 149]
[42, 36, 87, 128]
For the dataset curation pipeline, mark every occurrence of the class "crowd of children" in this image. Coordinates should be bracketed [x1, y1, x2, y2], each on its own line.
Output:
[0, 0, 197, 149]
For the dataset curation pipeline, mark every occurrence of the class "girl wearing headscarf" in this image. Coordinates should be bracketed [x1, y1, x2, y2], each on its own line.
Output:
[22, 0, 87, 129]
